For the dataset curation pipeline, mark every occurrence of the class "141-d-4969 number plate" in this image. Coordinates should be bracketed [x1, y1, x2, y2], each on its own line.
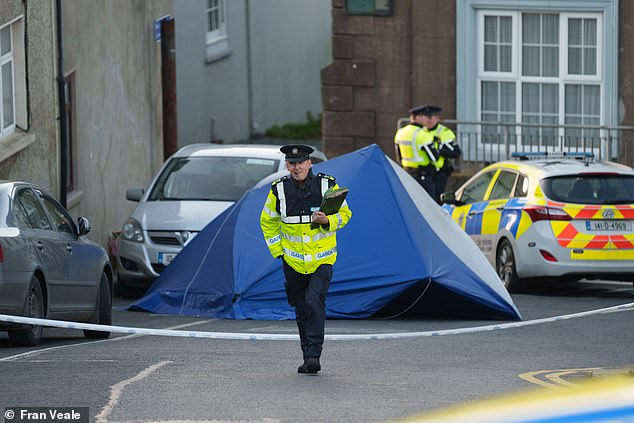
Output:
[586, 220, 632, 231]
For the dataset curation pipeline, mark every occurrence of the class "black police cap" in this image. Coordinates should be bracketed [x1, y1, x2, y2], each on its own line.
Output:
[409, 104, 442, 116]
[280, 144, 314, 163]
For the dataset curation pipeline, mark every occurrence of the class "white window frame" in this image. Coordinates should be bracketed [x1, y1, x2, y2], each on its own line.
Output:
[0, 21, 16, 137]
[476, 10, 604, 146]
[458, 1, 618, 161]
[205, 0, 231, 63]
[478, 11, 518, 78]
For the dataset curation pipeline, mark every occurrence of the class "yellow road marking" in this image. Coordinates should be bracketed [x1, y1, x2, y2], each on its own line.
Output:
[519, 368, 600, 389]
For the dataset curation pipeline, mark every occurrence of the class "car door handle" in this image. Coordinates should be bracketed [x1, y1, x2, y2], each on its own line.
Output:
[66, 244, 73, 253]
[36, 241, 44, 250]
[496, 206, 505, 211]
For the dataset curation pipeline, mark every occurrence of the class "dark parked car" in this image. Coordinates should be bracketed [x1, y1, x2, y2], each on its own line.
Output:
[0, 181, 113, 346]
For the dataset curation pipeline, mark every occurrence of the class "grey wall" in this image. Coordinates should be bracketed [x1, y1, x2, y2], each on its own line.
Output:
[62, 0, 171, 246]
[249, 0, 332, 134]
[174, 0, 331, 145]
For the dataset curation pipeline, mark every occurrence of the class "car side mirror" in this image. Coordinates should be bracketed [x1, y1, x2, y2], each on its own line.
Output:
[77, 217, 91, 236]
[440, 191, 456, 205]
[126, 188, 145, 202]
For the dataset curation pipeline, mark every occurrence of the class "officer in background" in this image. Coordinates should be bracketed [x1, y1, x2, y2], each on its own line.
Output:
[394, 106, 435, 195]
[260, 144, 352, 374]
[418, 105, 461, 203]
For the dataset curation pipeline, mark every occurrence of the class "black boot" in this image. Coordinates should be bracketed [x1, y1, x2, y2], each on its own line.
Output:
[305, 357, 321, 374]
[297, 359, 309, 373]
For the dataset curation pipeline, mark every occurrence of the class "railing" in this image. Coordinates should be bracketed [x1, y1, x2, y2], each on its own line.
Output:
[397, 118, 634, 171]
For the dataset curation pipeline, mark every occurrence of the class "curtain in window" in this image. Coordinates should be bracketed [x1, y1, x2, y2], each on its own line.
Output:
[484, 16, 512, 72]
[565, 84, 600, 147]
[568, 18, 597, 75]
[522, 14, 558, 77]
[481, 81, 516, 144]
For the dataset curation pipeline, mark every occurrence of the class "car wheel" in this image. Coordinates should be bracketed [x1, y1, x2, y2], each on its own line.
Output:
[8, 276, 45, 347]
[83, 272, 112, 339]
[496, 239, 526, 293]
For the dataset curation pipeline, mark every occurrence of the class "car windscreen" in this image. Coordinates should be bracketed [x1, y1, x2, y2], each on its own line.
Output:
[541, 174, 634, 205]
[148, 156, 279, 201]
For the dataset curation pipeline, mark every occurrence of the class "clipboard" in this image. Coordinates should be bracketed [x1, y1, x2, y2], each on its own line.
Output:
[310, 187, 349, 229]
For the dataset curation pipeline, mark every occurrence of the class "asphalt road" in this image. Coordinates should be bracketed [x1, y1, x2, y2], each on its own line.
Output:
[1, 280, 633, 423]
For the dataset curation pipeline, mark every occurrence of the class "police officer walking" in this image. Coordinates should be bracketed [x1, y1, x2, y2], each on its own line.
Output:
[260, 144, 352, 374]
[418, 105, 461, 203]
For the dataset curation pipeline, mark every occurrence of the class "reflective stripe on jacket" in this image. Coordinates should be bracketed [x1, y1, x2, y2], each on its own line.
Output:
[420, 124, 459, 171]
[260, 171, 352, 274]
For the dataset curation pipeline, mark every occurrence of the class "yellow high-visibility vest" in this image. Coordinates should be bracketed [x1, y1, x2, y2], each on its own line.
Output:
[260, 174, 352, 274]
[394, 123, 429, 168]
[419, 124, 457, 171]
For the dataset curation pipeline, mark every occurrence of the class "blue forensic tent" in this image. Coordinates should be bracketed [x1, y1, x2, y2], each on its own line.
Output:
[131, 144, 521, 320]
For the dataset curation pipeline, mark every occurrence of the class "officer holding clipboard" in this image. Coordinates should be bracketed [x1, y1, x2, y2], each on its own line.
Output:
[260, 144, 352, 374]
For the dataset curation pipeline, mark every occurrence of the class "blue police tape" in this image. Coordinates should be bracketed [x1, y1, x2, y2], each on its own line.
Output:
[1, 301, 633, 341]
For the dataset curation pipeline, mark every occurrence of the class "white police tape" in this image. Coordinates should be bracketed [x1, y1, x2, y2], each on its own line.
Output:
[1, 301, 633, 341]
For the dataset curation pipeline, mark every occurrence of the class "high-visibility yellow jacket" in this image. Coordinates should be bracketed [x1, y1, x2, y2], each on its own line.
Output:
[260, 171, 352, 274]
[394, 123, 428, 168]
[419, 124, 460, 171]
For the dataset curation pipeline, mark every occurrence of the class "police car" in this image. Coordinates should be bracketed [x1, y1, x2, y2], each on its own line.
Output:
[440, 152, 634, 292]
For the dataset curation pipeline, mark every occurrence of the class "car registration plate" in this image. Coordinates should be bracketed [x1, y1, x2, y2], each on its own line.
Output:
[158, 252, 177, 265]
[585, 220, 632, 232]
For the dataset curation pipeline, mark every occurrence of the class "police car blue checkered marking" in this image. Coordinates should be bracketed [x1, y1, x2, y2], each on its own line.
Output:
[498, 198, 527, 237]
[465, 202, 488, 235]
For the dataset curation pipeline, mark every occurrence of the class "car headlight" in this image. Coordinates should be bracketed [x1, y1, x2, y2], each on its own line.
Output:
[121, 218, 144, 242]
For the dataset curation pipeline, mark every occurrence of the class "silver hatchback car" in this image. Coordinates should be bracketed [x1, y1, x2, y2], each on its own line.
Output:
[0, 181, 113, 346]
[116, 144, 326, 295]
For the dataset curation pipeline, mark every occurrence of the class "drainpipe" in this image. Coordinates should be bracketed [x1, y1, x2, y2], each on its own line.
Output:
[160, 17, 178, 160]
[55, 0, 67, 207]
[245, 0, 254, 136]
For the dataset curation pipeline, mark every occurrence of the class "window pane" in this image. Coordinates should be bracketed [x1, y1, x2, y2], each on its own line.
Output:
[0, 26, 10, 56]
[484, 45, 497, 71]
[568, 46, 581, 74]
[543, 14, 559, 44]
[565, 85, 582, 115]
[490, 171, 517, 200]
[484, 16, 497, 42]
[543, 46, 558, 77]
[584, 47, 596, 75]
[543, 49, 559, 78]
[16, 189, 51, 230]
[568, 19, 581, 45]
[522, 83, 539, 113]
[500, 45, 512, 72]
[2, 62, 14, 128]
[500, 17, 512, 43]
[542, 84, 558, 114]
[461, 171, 496, 204]
[523, 14, 540, 44]
[40, 195, 75, 234]
[584, 85, 600, 115]
[523, 46, 540, 76]
[500, 82, 515, 111]
[584, 19, 597, 46]
[482, 81, 498, 111]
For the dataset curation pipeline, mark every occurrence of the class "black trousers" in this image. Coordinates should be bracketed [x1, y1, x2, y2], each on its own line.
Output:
[282, 261, 333, 359]
[405, 167, 436, 201]
[432, 170, 450, 204]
